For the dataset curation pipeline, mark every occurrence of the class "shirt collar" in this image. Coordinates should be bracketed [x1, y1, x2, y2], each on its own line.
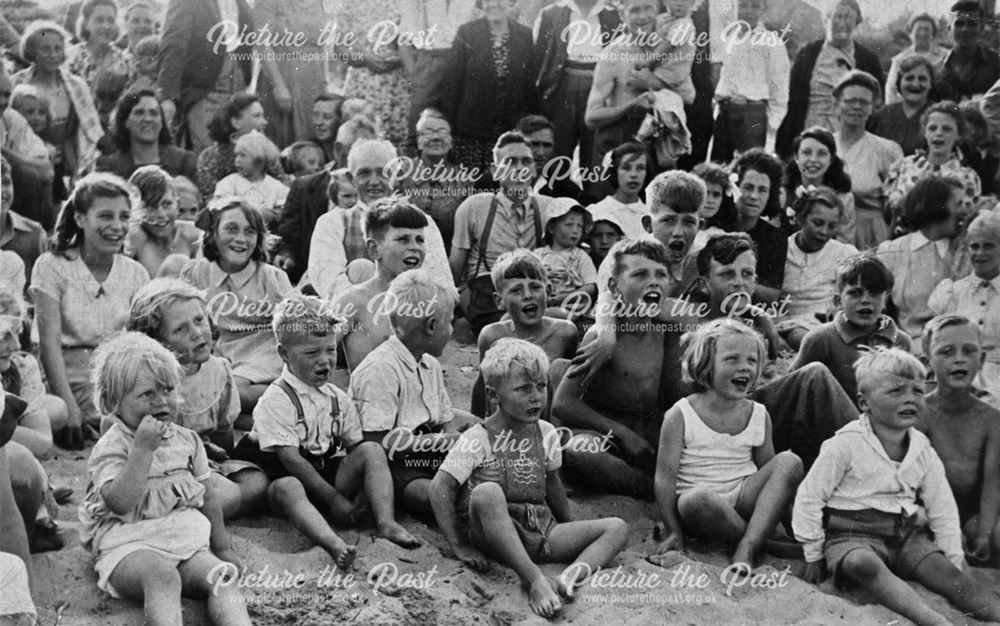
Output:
[833, 311, 898, 344]
[384, 334, 430, 372]
[823, 38, 855, 61]
[207, 260, 257, 289]
[850, 413, 926, 465]
[279, 365, 341, 400]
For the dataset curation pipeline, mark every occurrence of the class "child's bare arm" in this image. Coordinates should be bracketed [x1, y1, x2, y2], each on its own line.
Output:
[654, 407, 686, 551]
[975, 419, 1000, 557]
[751, 412, 777, 469]
[429, 470, 489, 570]
[546, 470, 572, 523]
[100, 417, 164, 515]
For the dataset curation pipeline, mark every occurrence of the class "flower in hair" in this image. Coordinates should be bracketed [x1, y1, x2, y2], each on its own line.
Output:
[795, 184, 818, 199]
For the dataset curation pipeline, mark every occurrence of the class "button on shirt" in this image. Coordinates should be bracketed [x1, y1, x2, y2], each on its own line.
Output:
[929, 274, 1000, 361]
[792, 414, 963, 567]
[453, 193, 550, 281]
[349, 335, 454, 433]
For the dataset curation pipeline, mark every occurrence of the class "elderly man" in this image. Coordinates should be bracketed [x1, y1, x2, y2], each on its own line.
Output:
[450, 130, 553, 333]
[307, 139, 452, 300]
[938, 0, 1000, 103]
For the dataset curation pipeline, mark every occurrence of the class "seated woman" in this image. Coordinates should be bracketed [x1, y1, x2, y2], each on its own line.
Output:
[729, 149, 787, 303]
[124, 165, 201, 278]
[180, 199, 293, 421]
[95, 88, 198, 181]
[783, 126, 856, 246]
[868, 56, 937, 157]
[778, 187, 858, 350]
[195, 93, 273, 202]
[30, 173, 149, 449]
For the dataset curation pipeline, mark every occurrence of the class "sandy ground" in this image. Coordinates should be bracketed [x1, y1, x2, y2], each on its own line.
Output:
[26, 332, 1000, 625]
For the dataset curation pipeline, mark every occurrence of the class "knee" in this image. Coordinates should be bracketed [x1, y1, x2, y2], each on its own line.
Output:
[268, 476, 305, 506]
[839, 549, 883, 584]
[606, 517, 630, 548]
[469, 481, 506, 511]
[356, 440, 386, 462]
[679, 486, 724, 519]
[773, 451, 804, 485]
[145, 562, 183, 593]
[45, 395, 69, 431]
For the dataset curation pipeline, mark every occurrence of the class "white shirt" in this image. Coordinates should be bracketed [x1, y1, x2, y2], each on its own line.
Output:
[782, 236, 858, 321]
[533, 0, 610, 64]
[708, 0, 738, 64]
[398, 0, 477, 51]
[587, 195, 647, 239]
[307, 201, 453, 299]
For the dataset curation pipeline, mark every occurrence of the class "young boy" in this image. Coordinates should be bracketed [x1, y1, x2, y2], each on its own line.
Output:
[921, 314, 1000, 565]
[473, 250, 578, 417]
[552, 239, 673, 498]
[331, 197, 430, 385]
[349, 269, 476, 514]
[791, 254, 910, 405]
[793, 347, 1000, 625]
[430, 338, 628, 620]
[240, 294, 420, 559]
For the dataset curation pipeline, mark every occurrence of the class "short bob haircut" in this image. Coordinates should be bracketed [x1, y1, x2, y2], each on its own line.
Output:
[480, 337, 549, 390]
[607, 142, 648, 191]
[491, 248, 548, 294]
[785, 126, 851, 195]
[832, 70, 882, 103]
[789, 185, 844, 221]
[127, 277, 206, 340]
[903, 175, 964, 231]
[696, 233, 757, 277]
[894, 55, 936, 98]
[646, 169, 705, 215]
[76, 0, 118, 42]
[233, 130, 280, 172]
[19, 20, 71, 64]
[835, 253, 894, 294]
[922, 313, 981, 358]
[680, 318, 767, 394]
[692, 162, 729, 189]
[91, 331, 183, 416]
[731, 148, 783, 218]
[207, 93, 261, 144]
[854, 346, 926, 396]
[920, 100, 966, 143]
[52, 172, 132, 255]
[271, 293, 343, 346]
[968, 209, 1000, 243]
[113, 89, 172, 152]
[609, 238, 670, 279]
[385, 268, 459, 334]
[197, 198, 268, 264]
[10, 84, 52, 137]
[364, 195, 428, 241]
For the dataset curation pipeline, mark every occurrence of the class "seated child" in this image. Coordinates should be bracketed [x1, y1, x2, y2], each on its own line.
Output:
[126, 278, 270, 519]
[533, 198, 598, 320]
[0, 287, 67, 459]
[921, 315, 1000, 565]
[654, 319, 804, 569]
[327, 167, 359, 211]
[280, 141, 326, 179]
[930, 211, 1000, 398]
[172, 175, 202, 223]
[128, 35, 160, 92]
[552, 239, 674, 499]
[430, 338, 628, 619]
[213, 130, 289, 230]
[473, 250, 578, 417]
[586, 207, 625, 270]
[791, 254, 910, 405]
[586, 142, 649, 239]
[793, 347, 1000, 625]
[125, 165, 201, 278]
[78, 332, 249, 624]
[237, 294, 419, 552]
[691, 162, 732, 252]
[349, 268, 476, 514]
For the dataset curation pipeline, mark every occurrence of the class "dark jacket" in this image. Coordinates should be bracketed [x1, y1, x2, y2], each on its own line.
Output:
[533, 4, 621, 106]
[775, 39, 885, 159]
[277, 169, 331, 284]
[156, 0, 255, 113]
[94, 145, 198, 181]
[442, 18, 539, 140]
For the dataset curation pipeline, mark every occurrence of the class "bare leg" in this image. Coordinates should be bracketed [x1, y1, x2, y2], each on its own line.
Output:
[563, 442, 652, 499]
[467, 482, 562, 619]
[677, 486, 746, 546]
[335, 442, 419, 548]
[6, 442, 44, 538]
[107, 550, 184, 626]
[732, 451, 803, 567]
[838, 549, 948, 626]
[41, 394, 68, 434]
[11, 408, 53, 460]
[911, 552, 1000, 622]
[178, 550, 251, 626]
[400, 478, 434, 517]
[547, 518, 629, 599]
[206, 471, 269, 520]
[267, 477, 356, 569]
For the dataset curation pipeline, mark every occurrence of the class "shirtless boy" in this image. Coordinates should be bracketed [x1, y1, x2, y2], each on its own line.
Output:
[921, 314, 1000, 565]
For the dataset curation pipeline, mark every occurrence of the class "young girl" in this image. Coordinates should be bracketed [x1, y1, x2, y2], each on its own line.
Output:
[172, 175, 202, 223]
[586, 142, 648, 238]
[779, 187, 859, 349]
[280, 141, 325, 179]
[31, 173, 150, 450]
[181, 199, 293, 420]
[79, 332, 249, 624]
[654, 319, 804, 570]
[10, 84, 69, 204]
[783, 127, 857, 245]
[125, 165, 202, 278]
[127, 278, 271, 518]
[691, 162, 732, 251]
[327, 167, 358, 211]
[533, 198, 597, 320]
[213, 130, 289, 230]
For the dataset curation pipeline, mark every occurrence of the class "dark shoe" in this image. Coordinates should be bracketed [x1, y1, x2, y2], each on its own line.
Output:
[29, 519, 64, 553]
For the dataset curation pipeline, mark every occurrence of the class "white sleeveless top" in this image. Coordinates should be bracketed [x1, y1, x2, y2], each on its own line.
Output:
[675, 397, 766, 498]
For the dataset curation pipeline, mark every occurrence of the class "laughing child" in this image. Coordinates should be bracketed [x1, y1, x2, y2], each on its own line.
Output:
[125, 165, 201, 278]
[921, 314, 1000, 566]
[431, 338, 628, 620]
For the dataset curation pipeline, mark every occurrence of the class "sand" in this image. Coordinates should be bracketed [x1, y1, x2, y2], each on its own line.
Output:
[25, 336, 1000, 625]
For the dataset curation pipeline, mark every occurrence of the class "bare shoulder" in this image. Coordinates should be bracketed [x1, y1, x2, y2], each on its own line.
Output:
[478, 322, 511, 352]
[177, 221, 202, 244]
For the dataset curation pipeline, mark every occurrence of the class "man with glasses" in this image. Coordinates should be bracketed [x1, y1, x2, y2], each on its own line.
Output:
[938, 0, 1000, 103]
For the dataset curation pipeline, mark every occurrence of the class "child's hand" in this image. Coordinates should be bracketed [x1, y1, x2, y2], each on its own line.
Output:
[969, 535, 992, 564]
[567, 330, 615, 386]
[204, 442, 229, 463]
[329, 493, 360, 526]
[134, 416, 169, 452]
[449, 545, 489, 572]
[800, 559, 826, 584]
[655, 531, 685, 555]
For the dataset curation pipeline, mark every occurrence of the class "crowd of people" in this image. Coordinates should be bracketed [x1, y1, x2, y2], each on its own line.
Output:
[7, 0, 1000, 623]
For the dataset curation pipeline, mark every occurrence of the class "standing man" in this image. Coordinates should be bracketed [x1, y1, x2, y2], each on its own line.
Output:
[515, 114, 582, 200]
[938, 0, 1000, 103]
[534, 0, 621, 172]
[156, 0, 256, 154]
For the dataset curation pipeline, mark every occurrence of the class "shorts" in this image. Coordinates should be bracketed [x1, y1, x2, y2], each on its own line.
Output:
[824, 508, 943, 587]
[233, 434, 343, 483]
[677, 475, 749, 510]
[464, 495, 556, 561]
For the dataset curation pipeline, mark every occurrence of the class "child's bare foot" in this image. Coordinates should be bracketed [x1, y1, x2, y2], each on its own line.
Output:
[377, 522, 421, 549]
[553, 574, 577, 604]
[525, 575, 563, 619]
[326, 538, 358, 570]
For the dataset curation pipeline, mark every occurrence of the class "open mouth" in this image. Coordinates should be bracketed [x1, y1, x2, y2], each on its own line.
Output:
[314, 367, 330, 380]
[856, 307, 874, 316]
[641, 291, 662, 305]
[667, 240, 686, 253]
[525, 406, 543, 418]
[143, 219, 169, 228]
[151, 410, 172, 421]
[402, 256, 421, 269]
[732, 375, 751, 391]
[228, 244, 248, 255]
[898, 407, 919, 418]
[949, 369, 970, 379]
[522, 302, 540, 316]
